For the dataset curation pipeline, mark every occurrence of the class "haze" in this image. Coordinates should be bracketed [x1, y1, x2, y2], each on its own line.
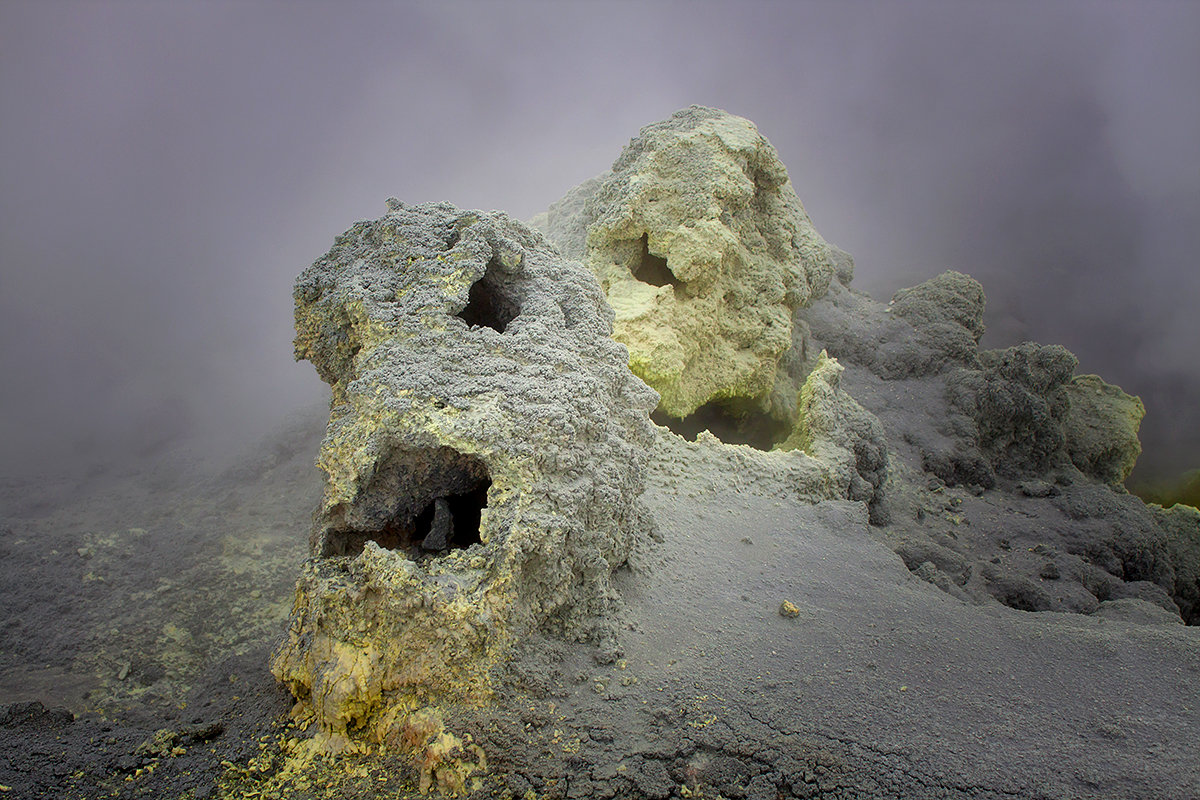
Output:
[1, 1, 1197, 481]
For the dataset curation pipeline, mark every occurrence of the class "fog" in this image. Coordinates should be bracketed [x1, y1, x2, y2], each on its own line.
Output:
[1, 0, 1197, 481]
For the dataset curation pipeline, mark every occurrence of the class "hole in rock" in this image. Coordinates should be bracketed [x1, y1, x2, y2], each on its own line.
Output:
[410, 480, 489, 555]
[320, 450, 491, 558]
[458, 255, 520, 332]
[631, 234, 679, 288]
[652, 401, 792, 451]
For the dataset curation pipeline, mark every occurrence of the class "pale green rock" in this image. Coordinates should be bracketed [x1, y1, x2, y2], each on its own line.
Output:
[1149, 502, 1200, 623]
[645, 351, 890, 524]
[537, 106, 836, 427]
[1063, 374, 1145, 484]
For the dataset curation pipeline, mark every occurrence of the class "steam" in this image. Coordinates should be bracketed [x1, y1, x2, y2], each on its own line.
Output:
[1, 1, 1195, 480]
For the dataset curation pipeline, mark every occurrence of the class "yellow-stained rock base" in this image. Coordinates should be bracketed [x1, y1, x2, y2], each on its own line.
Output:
[274, 201, 658, 758]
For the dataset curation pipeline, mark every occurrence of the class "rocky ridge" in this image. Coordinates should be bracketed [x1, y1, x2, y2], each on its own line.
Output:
[798, 269, 1200, 624]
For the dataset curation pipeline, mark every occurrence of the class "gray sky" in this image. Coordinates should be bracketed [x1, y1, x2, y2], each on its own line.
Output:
[1, 0, 1197, 480]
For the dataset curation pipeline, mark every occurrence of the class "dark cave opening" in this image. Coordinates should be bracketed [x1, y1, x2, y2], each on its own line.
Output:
[410, 480, 489, 555]
[320, 452, 492, 559]
[652, 401, 792, 451]
[458, 255, 520, 332]
[631, 234, 678, 288]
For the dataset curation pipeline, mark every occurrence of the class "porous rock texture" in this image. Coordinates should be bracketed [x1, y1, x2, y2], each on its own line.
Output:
[1063, 373, 1146, 484]
[944, 343, 1147, 489]
[944, 342, 1080, 486]
[798, 270, 988, 383]
[1151, 502, 1200, 623]
[806, 270, 1144, 492]
[271, 201, 659, 751]
[533, 105, 836, 445]
[798, 267, 1200, 625]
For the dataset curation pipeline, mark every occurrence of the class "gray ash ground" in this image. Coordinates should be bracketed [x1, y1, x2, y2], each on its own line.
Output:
[0, 647, 290, 800]
[3, 280, 1199, 798]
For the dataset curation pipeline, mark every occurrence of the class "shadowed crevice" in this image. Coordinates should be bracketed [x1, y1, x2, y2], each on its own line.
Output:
[653, 401, 792, 451]
[319, 450, 490, 558]
[458, 256, 521, 332]
[631, 234, 678, 288]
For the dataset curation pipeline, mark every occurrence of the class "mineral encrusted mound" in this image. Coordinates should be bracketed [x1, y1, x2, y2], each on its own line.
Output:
[1151, 502, 1200, 623]
[794, 267, 1200, 623]
[805, 270, 1146, 491]
[272, 200, 659, 750]
[941, 345, 1145, 488]
[1063, 374, 1145, 484]
[534, 105, 836, 448]
[945, 342, 1079, 485]
[890, 270, 987, 341]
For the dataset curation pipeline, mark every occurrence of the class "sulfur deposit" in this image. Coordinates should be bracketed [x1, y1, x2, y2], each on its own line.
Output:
[780, 353, 889, 518]
[534, 105, 836, 447]
[271, 201, 659, 750]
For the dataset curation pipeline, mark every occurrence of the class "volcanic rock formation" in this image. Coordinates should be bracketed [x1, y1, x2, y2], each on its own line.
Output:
[797, 266, 1200, 624]
[1062, 373, 1146, 484]
[780, 353, 890, 522]
[272, 106, 1200, 770]
[533, 105, 836, 449]
[272, 201, 660, 750]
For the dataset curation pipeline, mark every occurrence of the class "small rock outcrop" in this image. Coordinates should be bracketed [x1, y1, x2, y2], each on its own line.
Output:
[1063, 374, 1145, 484]
[272, 201, 659, 750]
[811, 271, 1144, 492]
[780, 353, 890, 523]
[802, 271, 987, 382]
[889, 270, 987, 341]
[1149, 502, 1200, 624]
[945, 342, 1079, 485]
[941, 345, 1145, 488]
[888, 270, 987, 375]
[794, 260, 1200, 623]
[535, 106, 836, 448]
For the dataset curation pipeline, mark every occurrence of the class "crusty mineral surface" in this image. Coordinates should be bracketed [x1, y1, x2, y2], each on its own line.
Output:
[796, 264, 1200, 624]
[1062, 373, 1145, 484]
[780, 353, 890, 522]
[799, 270, 988, 383]
[534, 106, 836, 443]
[271, 201, 659, 750]
[946, 342, 1080, 484]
